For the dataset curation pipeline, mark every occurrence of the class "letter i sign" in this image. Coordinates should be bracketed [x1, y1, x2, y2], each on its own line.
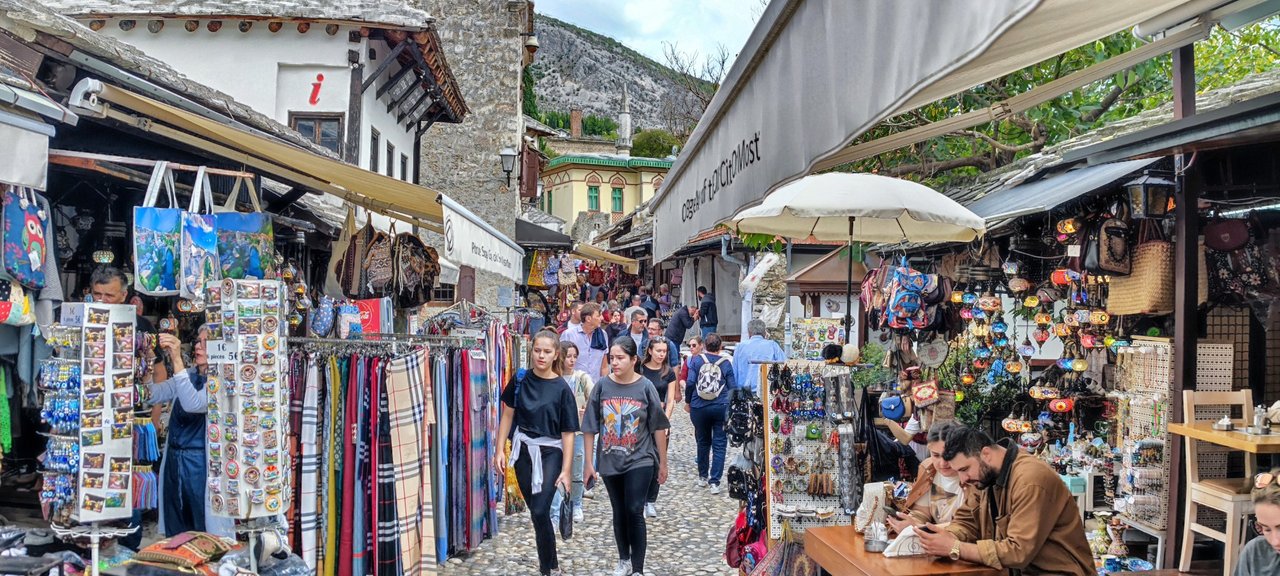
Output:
[309, 74, 325, 105]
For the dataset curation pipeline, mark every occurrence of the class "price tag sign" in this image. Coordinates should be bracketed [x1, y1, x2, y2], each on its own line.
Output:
[207, 339, 235, 363]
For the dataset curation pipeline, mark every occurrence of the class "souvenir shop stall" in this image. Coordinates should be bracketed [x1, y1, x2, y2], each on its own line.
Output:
[523, 247, 643, 331]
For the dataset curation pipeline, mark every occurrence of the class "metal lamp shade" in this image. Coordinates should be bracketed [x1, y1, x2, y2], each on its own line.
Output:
[1125, 174, 1174, 219]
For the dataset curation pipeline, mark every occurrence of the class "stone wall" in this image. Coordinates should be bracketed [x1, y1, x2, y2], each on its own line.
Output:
[415, 0, 528, 309]
[751, 252, 789, 342]
[570, 211, 613, 243]
[546, 137, 616, 156]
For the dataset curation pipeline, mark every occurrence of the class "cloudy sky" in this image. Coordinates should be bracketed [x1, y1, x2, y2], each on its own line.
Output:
[536, 0, 762, 68]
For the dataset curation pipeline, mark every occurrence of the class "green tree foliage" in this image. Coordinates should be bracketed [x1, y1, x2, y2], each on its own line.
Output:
[540, 111, 618, 139]
[845, 20, 1280, 189]
[522, 66, 539, 118]
[631, 129, 681, 158]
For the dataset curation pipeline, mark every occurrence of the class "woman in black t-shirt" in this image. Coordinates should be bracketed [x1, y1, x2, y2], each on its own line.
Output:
[639, 338, 677, 519]
[495, 330, 580, 576]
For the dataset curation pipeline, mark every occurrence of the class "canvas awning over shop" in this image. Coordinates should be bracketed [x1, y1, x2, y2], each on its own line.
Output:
[515, 218, 573, 249]
[649, 0, 1238, 261]
[573, 243, 640, 274]
[965, 157, 1159, 226]
[0, 79, 79, 190]
[68, 79, 453, 231]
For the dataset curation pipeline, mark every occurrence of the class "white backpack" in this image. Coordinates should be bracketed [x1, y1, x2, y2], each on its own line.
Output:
[695, 353, 729, 400]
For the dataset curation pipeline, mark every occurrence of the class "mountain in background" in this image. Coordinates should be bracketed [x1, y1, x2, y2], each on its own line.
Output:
[530, 13, 702, 133]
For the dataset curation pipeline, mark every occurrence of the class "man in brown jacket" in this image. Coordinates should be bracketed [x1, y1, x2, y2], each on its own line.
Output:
[916, 427, 1094, 575]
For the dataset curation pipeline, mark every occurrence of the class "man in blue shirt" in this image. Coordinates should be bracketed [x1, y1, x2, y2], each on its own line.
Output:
[684, 333, 735, 494]
[733, 319, 785, 395]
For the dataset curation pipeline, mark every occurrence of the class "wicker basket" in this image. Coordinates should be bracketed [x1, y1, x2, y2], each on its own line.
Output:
[1108, 225, 1174, 315]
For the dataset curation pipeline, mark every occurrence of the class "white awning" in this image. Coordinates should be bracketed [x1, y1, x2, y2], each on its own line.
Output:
[439, 193, 525, 283]
[650, 0, 1223, 261]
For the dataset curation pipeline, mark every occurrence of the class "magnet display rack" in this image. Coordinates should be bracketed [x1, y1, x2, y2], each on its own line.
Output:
[760, 360, 852, 540]
[40, 303, 138, 526]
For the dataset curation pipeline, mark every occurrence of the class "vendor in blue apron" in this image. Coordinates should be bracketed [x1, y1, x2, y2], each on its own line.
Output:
[152, 326, 234, 537]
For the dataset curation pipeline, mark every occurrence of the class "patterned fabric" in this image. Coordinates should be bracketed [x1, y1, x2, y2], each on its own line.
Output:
[353, 355, 370, 576]
[376, 359, 401, 576]
[322, 356, 342, 576]
[288, 353, 304, 553]
[299, 359, 321, 570]
[386, 349, 434, 576]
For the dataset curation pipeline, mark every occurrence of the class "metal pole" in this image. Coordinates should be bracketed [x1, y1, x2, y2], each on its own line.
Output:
[845, 216, 855, 340]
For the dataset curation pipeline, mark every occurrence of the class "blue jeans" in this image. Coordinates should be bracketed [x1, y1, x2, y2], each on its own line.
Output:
[690, 404, 728, 485]
[701, 324, 717, 338]
[550, 434, 585, 523]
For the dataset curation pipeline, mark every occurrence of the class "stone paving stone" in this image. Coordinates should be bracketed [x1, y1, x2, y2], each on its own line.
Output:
[441, 412, 741, 576]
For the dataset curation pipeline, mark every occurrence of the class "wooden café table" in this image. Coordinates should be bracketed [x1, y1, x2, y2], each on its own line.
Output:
[1168, 420, 1280, 454]
[804, 524, 1002, 576]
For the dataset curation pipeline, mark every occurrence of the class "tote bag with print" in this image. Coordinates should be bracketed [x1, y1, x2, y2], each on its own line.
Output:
[180, 167, 221, 304]
[1, 185, 49, 290]
[133, 162, 183, 296]
[213, 175, 275, 280]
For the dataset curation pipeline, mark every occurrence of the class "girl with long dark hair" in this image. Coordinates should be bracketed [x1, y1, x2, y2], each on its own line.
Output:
[494, 330, 579, 576]
[639, 338, 676, 518]
[583, 336, 671, 576]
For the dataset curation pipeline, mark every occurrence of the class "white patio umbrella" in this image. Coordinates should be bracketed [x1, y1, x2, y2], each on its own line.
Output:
[731, 172, 985, 335]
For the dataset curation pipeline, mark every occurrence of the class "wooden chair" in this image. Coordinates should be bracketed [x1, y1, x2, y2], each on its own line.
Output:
[1178, 390, 1256, 575]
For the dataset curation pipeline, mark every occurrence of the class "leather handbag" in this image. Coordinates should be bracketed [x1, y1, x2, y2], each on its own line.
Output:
[1204, 218, 1250, 252]
[1084, 208, 1131, 276]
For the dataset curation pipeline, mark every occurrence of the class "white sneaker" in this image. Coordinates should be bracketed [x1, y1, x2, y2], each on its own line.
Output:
[573, 507, 584, 523]
[709, 483, 721, 495]
[612, 559, 631, 576]
[695, 477, 708, 488]
[644, 503, 657, 518]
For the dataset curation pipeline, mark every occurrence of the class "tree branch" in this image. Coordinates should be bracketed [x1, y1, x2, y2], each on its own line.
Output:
[951, 129, 1044, 153]
[878, 155, 995, 178]
[1081, 82, 1128, 123]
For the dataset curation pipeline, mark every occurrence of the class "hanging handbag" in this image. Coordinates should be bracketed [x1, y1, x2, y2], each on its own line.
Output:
[392, 232, 440, 309]
[0, 278, 33, 326]
[362, 224, 395, 296]
[557, 485, 573, 541]
[912, 380, 940, 408]
[213, 175, 275, 280]
[1, 185, 48, 289]
[132, 162, 183, 296]
[1203, 218, 1250, 252]
[324, 206, 356, 298]
[338, 213, 375, 298]
[179, 167, 221, 305]
[1084, 205, 1131, 276]
[1107, 221, 1174, 315]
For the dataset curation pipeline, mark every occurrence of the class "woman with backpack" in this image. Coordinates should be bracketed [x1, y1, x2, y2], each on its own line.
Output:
[639, 338, 677, 518]
[494, 330, 580, 576]
[583, 336, 672, 576]
[684, 333, 736, 494]
[550, 340, 594, 526]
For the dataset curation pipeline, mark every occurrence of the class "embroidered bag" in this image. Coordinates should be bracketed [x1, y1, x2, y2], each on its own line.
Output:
[308, 295, 336, 338]
[213, 175, 275, 280]
[1, 185, 47, 289]
[362, 225, 394, 295]
[338, 213, 375, 298]
[132, 162, 182, 296]
[179, 167, 221, 305]
[133, 531, 234, 572]
[392, 231, 439, 308]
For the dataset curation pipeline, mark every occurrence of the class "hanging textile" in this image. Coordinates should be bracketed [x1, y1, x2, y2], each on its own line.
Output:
[385, 349, 434, 576]
[298, 358, 321, 571]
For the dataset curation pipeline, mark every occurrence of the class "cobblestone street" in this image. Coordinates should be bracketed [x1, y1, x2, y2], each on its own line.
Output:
[441, 413, 741, 576]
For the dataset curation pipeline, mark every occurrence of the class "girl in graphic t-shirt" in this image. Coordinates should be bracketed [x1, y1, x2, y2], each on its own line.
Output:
[494, 330, 580, 576]
[583, 336, 672, 576]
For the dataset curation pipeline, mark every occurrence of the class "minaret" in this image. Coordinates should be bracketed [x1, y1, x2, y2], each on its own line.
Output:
[616, 85, 632, 157]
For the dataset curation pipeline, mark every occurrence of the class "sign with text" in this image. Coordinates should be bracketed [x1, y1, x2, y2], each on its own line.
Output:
[440, 194, 524, 283]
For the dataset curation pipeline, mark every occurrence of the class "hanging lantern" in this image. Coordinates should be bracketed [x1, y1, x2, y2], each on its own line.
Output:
[975, 345, 993, 358]
[92, 249, 115, 264]
[1054, 323, 1073, 338]
[1125, 173, 1175, 219]
[970, 322, 990, 337]
[1002, 412, 1022, 433]
[994, 335, 1010, 347]
[1018, 339, 1037, 357]
[960, 307, 975, 320]
[973, 357, 991, 370]
[1056, 357, 1075, 370]
[1002, 260, 1021, 276]
[1056, 218, 1080, 235]
[1064, 312, 1080, 327]
[1023, 295, 1040, 308]
[1051, 269, 1079, 286]
[1103, 335, 1117, 348]
[1006, 360, 1024, 374]
[1080, 332, 1099, 349]
[1033, 328, 1052, 345]
[972, 308, 988, 320]
[1074, 309, 1093, 325]
[991, 320, 1008, 334]
[978, 294, 1002, 313]
[1008, 277, 1032, 293]
[1090, 310, 1111, 325]
[961, 372, 977, 386]
[1034, 311, 1054, 325]
[955, 390, 966, 401]
[950, 290, 965, 304]
[1072, 358, 1090, 372]
[962, 292, 978, 304]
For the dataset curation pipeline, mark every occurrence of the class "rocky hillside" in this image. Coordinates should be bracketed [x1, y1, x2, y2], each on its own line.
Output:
[530, 13, 701, 133]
